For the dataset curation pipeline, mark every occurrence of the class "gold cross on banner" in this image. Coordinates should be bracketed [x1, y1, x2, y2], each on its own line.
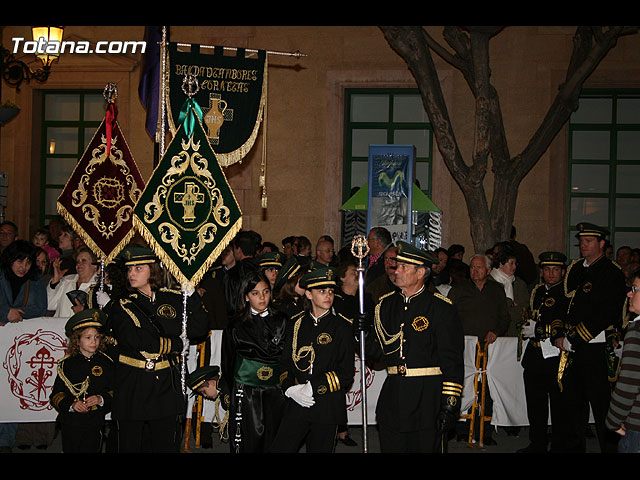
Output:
[173, 182, 205, 223]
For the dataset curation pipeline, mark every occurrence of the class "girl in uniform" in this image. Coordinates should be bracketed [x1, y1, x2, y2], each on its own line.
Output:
[219, 269, 287, 453]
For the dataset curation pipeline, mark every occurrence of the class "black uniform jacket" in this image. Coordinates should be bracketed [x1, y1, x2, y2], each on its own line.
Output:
[522, 281, 569, 370]
[219, 309, 288, 407]
[50, 351, 115, 427]
[367, 287, 464, 432]
[564, 255, 627, 348]
[280, 308, 355, 425]
[109, 288, 209, 421]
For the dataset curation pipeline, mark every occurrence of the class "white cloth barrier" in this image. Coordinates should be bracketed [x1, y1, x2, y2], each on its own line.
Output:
[0, 319, 530, 427]
[0, 317, 68, 422]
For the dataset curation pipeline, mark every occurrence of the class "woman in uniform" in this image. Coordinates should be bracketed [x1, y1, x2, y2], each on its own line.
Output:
[108, 244, 209, 453]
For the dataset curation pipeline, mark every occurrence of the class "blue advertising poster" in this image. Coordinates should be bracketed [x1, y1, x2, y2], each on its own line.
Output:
[367, 144, 414, 244]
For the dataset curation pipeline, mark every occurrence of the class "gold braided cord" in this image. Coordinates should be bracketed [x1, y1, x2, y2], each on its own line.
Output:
[558, 351, 569, 392]
[529, 284, 541, 312]
[214, 395, 229, 442]
[373, 299, 403, 355]
[291, 315, 315, 372]
[57, 362, 90, 401]
[563, 259, 579, 298]
[259, 57, 268, 208]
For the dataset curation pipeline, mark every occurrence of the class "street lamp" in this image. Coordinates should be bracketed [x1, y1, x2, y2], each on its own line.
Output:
[1, 26, 64, 91]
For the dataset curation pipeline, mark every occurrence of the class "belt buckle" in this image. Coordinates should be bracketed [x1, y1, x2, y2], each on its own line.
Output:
[397, 364, 407, 376]
[145, 358, 156, 371]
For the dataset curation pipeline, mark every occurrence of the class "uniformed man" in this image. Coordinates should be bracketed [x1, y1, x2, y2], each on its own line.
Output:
[557, 223, 627, 453]
[365, 241, 464, 453]
[270, 266, 355, 453]
[518, 251, 571, 453]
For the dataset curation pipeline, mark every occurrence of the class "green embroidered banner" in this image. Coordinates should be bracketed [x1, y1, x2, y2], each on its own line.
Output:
[167, 43, 267, 167]
[133, 102, 242, 289]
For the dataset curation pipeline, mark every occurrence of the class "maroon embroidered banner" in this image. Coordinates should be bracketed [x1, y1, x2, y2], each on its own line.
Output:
[57, 104, 145, 263]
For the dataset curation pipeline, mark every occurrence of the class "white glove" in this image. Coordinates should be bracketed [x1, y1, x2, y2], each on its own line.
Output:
[96, 291, 111, 309]
[562, 337, 574, 352]
[522, 320, 536, 339]
[615, 342, 624, 359]
[285, 381, 315, 408]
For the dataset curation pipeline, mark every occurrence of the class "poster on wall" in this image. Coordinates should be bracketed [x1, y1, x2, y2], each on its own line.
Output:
[367, 144, 415, 244]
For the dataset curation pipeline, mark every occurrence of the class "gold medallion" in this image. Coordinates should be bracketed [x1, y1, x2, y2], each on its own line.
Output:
[317, 333, 332, 345]
[257, 366, 273, 381]
[157, 304, 177, 319]
[412, 316, 429, 332]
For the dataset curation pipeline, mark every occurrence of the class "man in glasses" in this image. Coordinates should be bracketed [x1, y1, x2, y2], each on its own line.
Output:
[606, 267, 640, 452]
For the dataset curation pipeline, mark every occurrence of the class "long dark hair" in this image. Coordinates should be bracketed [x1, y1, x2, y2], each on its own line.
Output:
[0, 240, 40, 280]
[236, 269, 271, 323]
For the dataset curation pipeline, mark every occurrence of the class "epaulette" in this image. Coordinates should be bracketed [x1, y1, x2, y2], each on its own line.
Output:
[160, 287, 182, 295]
[377, 290, 395, 305]
[529, 283, 544, 311]
[433, 292, 452, 305]
[291, 310, 305, 321]
[564, 259, 581, 298]
[612, 260, 623, 271]
[57, 354, 71, 364]
[338, 312, 353, 324]
[98, 350, 115, 363]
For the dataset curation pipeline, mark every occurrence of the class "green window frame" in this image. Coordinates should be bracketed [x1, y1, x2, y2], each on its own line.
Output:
[40, 89, 104, 226]
[567, 89, 640, 258]
[343, 88, 433, 202]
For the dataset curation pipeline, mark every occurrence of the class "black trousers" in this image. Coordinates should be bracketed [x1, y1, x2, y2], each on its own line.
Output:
[560, 343, 617, 453]
[61, 422, 103, 453]
[522, 345, 571, 452]
[378, 423, 439, 453]
[269, 403, 338, 453]
[116, 415, 183, 453]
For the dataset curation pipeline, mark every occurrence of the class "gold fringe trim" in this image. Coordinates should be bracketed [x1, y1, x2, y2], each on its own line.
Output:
[56, 117, 142, 264]
[57, 202, 137, 265]
[133, 107, 244, 290]
[165, 51, 268, 169]
[133, 214, 242, 291]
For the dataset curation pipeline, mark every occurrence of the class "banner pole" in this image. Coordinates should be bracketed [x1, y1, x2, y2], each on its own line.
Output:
[351, 235, 370, 453]
[173, 42, 306, 58]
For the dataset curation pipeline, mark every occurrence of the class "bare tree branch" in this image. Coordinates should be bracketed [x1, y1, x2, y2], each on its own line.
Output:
[380, 26, 636, 251]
